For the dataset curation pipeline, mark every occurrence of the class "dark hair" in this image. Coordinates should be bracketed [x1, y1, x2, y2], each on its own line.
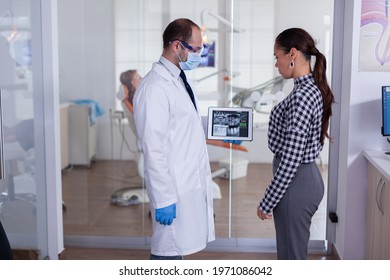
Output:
[275, 28, 335, 144]
[162, 18, 200, 49]
[120, 69, 137, 93]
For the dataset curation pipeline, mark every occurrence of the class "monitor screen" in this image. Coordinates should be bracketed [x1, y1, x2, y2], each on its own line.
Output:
[382, 86, 390, 136]
[199, 41, 215, 67]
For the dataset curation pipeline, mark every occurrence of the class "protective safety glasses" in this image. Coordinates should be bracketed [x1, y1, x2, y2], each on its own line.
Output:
[177, 40, 203, 54]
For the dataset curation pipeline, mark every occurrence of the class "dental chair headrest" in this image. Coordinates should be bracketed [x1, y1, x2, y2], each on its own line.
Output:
[116, 84, 127, 101]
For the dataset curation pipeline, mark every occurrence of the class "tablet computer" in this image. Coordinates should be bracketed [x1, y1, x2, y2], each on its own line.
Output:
[207, 107, 253, 141]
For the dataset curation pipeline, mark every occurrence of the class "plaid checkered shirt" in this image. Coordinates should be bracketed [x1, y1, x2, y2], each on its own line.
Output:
[259, 73, 324, 214]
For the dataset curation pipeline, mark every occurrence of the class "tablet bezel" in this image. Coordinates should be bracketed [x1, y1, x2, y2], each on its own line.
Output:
[207, 107, 253, 141]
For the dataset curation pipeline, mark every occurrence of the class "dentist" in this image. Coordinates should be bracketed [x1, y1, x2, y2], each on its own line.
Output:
[133, 18, 215, 260]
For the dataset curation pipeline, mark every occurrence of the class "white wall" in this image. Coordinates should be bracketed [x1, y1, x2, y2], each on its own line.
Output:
[275, 0, 334, 94]
[58, 0, 115, 160]
[333, 0, 390, 259]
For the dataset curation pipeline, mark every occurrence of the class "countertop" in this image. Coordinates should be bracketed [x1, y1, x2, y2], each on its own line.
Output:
[363, 150, 390, 181]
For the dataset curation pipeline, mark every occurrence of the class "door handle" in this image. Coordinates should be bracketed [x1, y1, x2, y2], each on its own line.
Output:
[376, 177, 385, 215]
[0, 90, 4, 179]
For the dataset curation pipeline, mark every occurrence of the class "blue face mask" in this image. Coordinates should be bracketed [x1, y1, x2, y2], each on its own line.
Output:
[176, 46, 203, 70]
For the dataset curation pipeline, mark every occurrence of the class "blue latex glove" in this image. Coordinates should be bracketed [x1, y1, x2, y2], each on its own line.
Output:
[155, 203, 176, 225]
[223, 140, 243, 145]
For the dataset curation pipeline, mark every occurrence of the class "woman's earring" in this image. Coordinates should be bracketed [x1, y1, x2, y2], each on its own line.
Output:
[289, 60, 295, 69]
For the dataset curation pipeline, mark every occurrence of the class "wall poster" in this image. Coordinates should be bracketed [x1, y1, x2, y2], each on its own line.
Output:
[359, 0, 390, 71]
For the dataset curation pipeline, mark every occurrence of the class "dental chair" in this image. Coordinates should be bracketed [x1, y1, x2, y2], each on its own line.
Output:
[110, 87, 148, 206]
[119, 96, 144, 179]
[0, 134, 37, 232]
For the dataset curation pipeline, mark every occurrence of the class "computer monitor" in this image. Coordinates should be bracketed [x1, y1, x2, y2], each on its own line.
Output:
[382, 86, 390, 136]
[199, 41, 215, 67]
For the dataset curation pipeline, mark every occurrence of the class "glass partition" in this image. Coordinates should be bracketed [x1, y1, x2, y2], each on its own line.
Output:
[0, 0, 50, 258]
[61, 0, 333, 251]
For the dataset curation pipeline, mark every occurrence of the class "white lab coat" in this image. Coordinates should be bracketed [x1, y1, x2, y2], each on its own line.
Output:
[133, 59, 215, 256]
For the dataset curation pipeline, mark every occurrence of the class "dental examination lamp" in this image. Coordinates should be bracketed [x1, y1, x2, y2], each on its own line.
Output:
[200, 9, 244, 40]
[231, 76, 286, 114]
[194, 10, 243, 83]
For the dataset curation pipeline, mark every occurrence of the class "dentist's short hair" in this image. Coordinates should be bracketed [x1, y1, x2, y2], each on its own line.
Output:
[162, 18, 200, 49]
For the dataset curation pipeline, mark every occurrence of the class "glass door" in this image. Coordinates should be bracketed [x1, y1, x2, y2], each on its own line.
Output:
[60, 0, 333, 254]
[0, 0, 57, 259]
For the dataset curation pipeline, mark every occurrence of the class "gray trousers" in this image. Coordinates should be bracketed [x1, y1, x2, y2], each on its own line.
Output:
[272, 155, 324, 260]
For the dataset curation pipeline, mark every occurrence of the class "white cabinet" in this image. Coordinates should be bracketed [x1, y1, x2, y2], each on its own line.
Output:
[68, 104, 97, 167]
[364, 151, 390, 259]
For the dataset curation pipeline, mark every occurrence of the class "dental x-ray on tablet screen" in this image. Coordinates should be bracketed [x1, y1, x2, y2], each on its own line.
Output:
[207, 107, 253, 141]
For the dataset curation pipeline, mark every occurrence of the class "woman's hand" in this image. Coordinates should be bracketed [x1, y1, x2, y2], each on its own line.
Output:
[257, 207, 273, 220]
